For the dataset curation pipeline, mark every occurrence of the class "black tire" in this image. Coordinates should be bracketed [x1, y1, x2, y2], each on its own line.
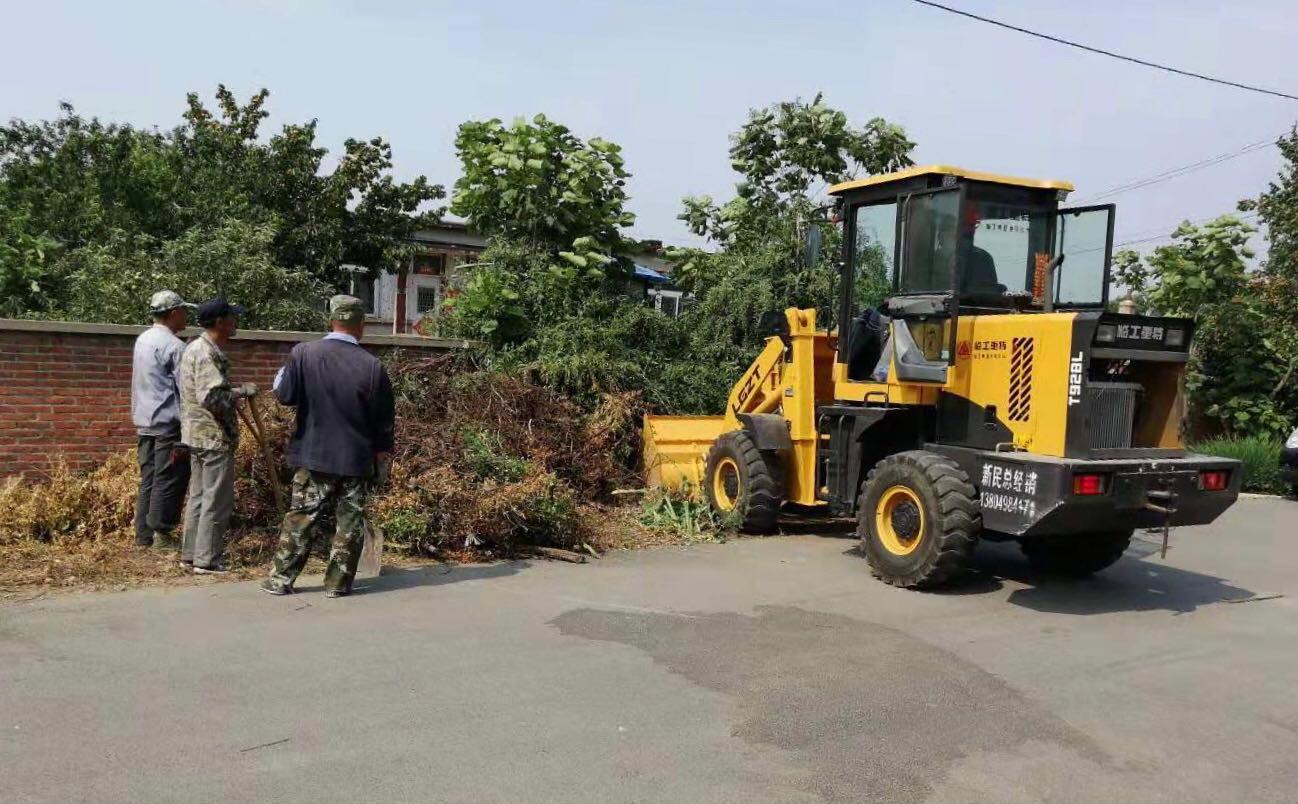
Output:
[703, 431, 782, 533]
[857, 451, 980, 588]
[1020, 530, 1132, 577]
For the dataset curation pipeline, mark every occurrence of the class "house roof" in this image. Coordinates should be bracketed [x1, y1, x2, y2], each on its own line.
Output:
[633, 264, 672, 284]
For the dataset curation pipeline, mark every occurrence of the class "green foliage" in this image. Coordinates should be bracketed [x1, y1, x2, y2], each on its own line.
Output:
[1110, 249, 1150, 311]
[515, 484, 579, 546]
[1144, 216, 1254, 316]
[0, 207, 58, 317]
[0, 87, 443, 323]
[55, 220, 327, 331]
[662, 95, 915, 411]
[447, 262, 527, 346]
[451, 114, 632, 265]
[638, 488, 734, 542]
[462, 429, 529, 483]
[448, 97, 913, 416]
[1189, 436, 1286, 494]
[1252, 127, 1298, 425]
[1116, 215, 1294, 439]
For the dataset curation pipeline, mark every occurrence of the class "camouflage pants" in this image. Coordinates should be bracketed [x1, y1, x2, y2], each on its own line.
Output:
[266, 469, 369, 594]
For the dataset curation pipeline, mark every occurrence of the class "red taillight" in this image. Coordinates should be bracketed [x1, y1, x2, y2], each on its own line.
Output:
[1201, 470, 1230, 491]
[1072, 473, 1107, 496]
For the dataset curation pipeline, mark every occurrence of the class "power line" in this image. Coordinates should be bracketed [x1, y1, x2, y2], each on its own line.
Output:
[908, 0, 1298, 102]
[1076, 137, 1280, 202]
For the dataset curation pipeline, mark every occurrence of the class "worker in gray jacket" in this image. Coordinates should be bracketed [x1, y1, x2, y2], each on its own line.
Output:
[131, 290, 196, 549]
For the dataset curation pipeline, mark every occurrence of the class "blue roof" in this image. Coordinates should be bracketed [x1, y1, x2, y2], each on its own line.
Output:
[633, 264, 671, 284]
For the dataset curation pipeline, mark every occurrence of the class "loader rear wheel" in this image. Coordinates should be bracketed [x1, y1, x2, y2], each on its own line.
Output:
[703, 431, 781, 533]
[1020, 530, 1132, 577]
[857, 451, 980, 589]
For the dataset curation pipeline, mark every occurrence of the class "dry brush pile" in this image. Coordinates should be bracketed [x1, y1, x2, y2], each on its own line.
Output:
[0, 353, 666, 592]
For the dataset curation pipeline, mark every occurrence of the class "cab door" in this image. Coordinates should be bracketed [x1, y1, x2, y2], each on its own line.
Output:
[889, 185, 963, 384]
[1051, 204, 1116, 308]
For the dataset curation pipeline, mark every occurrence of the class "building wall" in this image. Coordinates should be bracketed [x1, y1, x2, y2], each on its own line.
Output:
[0, 319, 467, 477]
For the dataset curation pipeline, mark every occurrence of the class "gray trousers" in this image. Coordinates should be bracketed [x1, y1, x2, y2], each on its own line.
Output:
[181, 448, 235, 568]
[134, 429, 190, 546]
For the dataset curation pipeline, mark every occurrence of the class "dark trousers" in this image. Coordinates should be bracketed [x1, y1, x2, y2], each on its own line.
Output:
[134, 430, 190, 546]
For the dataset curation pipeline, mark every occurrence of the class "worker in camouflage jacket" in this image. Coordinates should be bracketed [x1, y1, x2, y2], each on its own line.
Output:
[179, 298, 257, 574]
[261, 294, 395, 598]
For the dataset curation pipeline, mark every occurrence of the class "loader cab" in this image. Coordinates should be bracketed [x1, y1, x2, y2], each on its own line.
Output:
[830, 165, 1115, 390]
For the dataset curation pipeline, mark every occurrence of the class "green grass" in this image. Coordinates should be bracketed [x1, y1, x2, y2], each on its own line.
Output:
[1188, 436, 1287, 494]
[462, 429, 529, 483]
[638, 488, 736, 543]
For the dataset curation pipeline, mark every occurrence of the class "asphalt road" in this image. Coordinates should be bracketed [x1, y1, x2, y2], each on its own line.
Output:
[3, 495, 1297, 803]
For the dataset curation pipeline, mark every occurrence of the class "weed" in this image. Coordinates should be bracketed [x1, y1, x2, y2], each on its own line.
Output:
[638, 488, 734, 543]
[462, 429, 529, 482]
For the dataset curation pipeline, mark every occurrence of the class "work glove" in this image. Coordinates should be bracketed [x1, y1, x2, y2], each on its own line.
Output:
[234, 382, 259, 399]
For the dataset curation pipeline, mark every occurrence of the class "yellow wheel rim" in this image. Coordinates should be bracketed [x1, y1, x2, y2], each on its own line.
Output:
[712, 457, 742, 511]
[875, 485, 925, 556]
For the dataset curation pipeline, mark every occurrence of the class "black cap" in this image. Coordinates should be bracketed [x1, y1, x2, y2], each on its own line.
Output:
[195, 297, 248, 327]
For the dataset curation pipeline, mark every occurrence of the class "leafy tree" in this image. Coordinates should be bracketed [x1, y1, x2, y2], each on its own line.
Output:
[1251, 126, 1298, 414]
[451, 114, 633, 278]
[447, 115, 639, 346]
[0, 86, 444, 322]
[1116, 215, 1290, 436]
[0, 204, 58, 317]
[677, 94, 913, 249]
[665, 95, 915, 410]
[59, 220, 327, 331]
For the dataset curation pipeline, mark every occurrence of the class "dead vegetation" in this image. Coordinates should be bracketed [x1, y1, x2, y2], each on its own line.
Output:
[1, 354, 712, 595]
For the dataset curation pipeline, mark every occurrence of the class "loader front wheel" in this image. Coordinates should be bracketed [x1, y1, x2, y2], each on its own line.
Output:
[1020, 530, 1132, 577]
[857, 451, 980, 588]
[703, 431, 782, 533]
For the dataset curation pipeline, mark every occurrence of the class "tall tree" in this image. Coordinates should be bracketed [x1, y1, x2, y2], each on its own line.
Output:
[0, 86, 445, 322]
[667, 95, 915, 411]
[1251, 127, 1298, 410]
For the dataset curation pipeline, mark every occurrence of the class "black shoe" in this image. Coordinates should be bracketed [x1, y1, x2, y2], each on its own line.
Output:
[260, 580, 292, 596]
[192, 563, 230, 575]
[180, 560, 194, 571]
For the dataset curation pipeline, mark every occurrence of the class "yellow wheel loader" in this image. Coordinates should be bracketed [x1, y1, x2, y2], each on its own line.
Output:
[645, 165, 1241, 588]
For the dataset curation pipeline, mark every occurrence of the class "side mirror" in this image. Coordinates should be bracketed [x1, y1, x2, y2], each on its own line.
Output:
[803, 224, 823, 268]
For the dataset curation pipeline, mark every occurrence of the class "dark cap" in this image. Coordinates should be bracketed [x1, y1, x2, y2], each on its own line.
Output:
[195, 297, 248, 327]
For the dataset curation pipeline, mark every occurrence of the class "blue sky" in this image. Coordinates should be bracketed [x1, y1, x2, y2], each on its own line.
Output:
[3, 0, 1296, 252]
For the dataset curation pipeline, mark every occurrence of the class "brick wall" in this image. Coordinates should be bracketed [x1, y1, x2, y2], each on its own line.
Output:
[0, 319, 467, 477]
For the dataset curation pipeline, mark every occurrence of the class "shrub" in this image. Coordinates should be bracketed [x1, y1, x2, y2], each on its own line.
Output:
[638, 487, 736, 542]
[1189, 436, 1285, 494]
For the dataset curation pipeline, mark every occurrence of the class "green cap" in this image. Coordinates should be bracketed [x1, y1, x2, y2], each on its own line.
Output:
[329, 294, 366, 323]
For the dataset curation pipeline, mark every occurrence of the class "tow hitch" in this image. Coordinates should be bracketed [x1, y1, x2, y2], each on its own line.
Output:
[1145, 486, 1179, 558]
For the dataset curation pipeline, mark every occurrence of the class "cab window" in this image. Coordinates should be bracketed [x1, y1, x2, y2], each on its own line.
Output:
[898, 190, 959, 294]
[851, 201, 897, 315]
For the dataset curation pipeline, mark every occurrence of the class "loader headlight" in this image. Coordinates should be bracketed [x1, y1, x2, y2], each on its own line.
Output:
[1095, 324, 1116, 343]
[1164, 327, 1186, 348]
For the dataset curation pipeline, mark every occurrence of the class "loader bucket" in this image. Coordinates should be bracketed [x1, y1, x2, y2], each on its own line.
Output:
[642, 414, 726, 495]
